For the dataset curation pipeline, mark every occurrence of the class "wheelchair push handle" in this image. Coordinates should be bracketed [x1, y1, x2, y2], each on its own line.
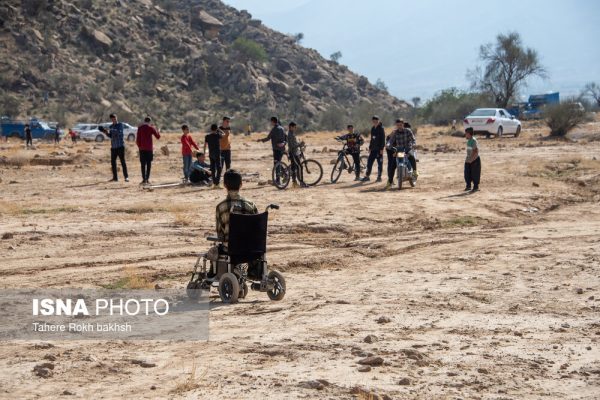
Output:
[266, 204, 280, 211]
[206, 236, 221, 242]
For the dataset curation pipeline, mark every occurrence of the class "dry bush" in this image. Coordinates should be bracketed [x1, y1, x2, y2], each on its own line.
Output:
[171, 361, 203, 394]
[173, 212, 193, 227]
[545, 103, 587, 137]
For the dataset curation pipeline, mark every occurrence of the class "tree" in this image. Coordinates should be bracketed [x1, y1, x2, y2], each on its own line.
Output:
[330, 51, 342, 63]
[293, 33, 304, 45]
[411, 96, 421, 108]
[374, 78, 388, 92]
[582, 82, 600, 107]
[469, 32, 546, 108]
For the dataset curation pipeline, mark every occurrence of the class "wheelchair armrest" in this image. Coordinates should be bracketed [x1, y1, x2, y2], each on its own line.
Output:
[206, 236, 220, 242]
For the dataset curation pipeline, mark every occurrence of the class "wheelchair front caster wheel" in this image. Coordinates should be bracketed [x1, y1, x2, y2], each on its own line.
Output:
[239, 282, 248, 299]
[218, 272, 240, 304]
[267, 270, 286, 301]
[186, 281, 202, 300]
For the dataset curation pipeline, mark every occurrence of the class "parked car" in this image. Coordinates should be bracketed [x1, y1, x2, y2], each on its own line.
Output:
[78, 122, 137, 142]
[1, 117, 57, 140]
[463, 108, 522, 138]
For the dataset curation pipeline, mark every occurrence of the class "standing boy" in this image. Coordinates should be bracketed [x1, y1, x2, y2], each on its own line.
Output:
[25, 124, 33, 148]
[337, 124, 363, 181]
[204, 124, 224, 188]
[361, 116, 385, 182]
[464, 127, 481, 192]
[287, 121, 307, 188]
[101, 113, 129, 182]
[181, 125, 200, 182]
[219, 116, 232, 171]
[136, 116, 160, 185]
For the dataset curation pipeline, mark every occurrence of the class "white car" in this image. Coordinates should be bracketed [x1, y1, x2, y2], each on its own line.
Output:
[79, 122, 137, 142]
[463, 108, 521, 138]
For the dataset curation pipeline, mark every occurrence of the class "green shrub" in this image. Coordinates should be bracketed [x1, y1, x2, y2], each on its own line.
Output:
[420, 88, 494, 125]
[232, 37, 268, 62]
[544, 103, 587, 137]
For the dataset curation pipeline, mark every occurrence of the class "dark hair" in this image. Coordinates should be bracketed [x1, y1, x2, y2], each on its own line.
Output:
[288, 121, 296, 127]
[270, 116, 278, 123]
[404, 122, 411, 128]
[144, 116, 152, 123]
[224, 169, 242, 190]
[372, 115, 380, 121]
[222, 116, 231, 121]
[210, 123, 218, 131]
[109, 113, 116, 118]
[347, 124, 354, 129]
[395, 118, 404, 124]
[25, 124, 29, 127]
[181, 124, 189, 131]
[195, 151, 204, 157]
[465, 127, 474, 135]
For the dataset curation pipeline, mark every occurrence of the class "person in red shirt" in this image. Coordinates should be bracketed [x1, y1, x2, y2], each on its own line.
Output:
[181, 124, 200, 183]
[136, 116, 160, 185]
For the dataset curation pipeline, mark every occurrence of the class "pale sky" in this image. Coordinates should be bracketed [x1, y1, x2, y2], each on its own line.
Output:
[223, 0, 600, 102]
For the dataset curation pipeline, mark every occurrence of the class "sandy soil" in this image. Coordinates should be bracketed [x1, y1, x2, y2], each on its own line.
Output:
[0, 121, 599, 399]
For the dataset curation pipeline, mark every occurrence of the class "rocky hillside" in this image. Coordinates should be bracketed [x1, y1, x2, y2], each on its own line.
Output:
[0, 0, 408, 130]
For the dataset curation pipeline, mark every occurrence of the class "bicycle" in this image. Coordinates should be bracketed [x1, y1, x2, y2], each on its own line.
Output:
[330, 138, 368, 184]
[272, 142, 323, 190]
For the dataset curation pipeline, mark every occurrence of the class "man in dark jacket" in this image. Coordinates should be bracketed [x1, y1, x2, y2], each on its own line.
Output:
[258, 116, 287, 165]
[361, 116, 385, 182]
[101, 113, 129, 182]
[204, 124, 224, 188]
[136, 116, 160, 185]
[25, 124, 33, 148]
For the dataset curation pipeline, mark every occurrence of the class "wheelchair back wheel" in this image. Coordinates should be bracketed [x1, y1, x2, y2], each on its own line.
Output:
[218, 272, 240, 303]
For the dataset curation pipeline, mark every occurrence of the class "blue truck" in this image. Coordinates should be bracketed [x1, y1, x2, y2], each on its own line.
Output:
[1, 117, 58, 140]
[521, 92, 560, 119]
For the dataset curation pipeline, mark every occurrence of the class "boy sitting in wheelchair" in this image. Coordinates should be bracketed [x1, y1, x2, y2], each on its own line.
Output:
[187, 170, 286, 303]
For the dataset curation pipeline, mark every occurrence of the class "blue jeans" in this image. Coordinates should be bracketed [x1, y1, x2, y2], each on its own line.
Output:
[182, 155, 192, 180]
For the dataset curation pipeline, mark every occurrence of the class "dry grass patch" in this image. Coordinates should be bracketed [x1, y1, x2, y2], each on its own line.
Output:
[101, 266, 154, 289]
[171, 360, 204, 394]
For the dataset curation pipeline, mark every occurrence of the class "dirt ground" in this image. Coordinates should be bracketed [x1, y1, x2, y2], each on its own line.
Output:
[0, 120, 599, 399]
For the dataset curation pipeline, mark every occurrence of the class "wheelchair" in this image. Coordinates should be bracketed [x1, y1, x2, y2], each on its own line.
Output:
[186, 204, 286, 304]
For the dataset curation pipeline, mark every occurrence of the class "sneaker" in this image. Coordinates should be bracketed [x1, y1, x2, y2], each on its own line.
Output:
[292, 181, 299, 188]
[140, 180, 146, 185]
[354, 176, 360, 181]
[414, 170, 419, 177]
[375, 176, 382, 182]
[124, 177, 129, 182]
[384, 182, 392, 190]
[471, 187, 479, 192]
[464, 187, 471, 191]
[300, 182, 309, 188]
[110, 178, 118, 182]
[360, 176, 370, 182]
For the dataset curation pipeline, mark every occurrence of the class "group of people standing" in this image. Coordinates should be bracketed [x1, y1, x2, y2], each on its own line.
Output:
[98, 112, 480, 192]
[330, 115, 418, 188]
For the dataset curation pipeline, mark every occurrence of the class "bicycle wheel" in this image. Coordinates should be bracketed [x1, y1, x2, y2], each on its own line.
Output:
[272, 161, 290, 190]
[330, 156, 344, 184]
[301, 159, 323, 186]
